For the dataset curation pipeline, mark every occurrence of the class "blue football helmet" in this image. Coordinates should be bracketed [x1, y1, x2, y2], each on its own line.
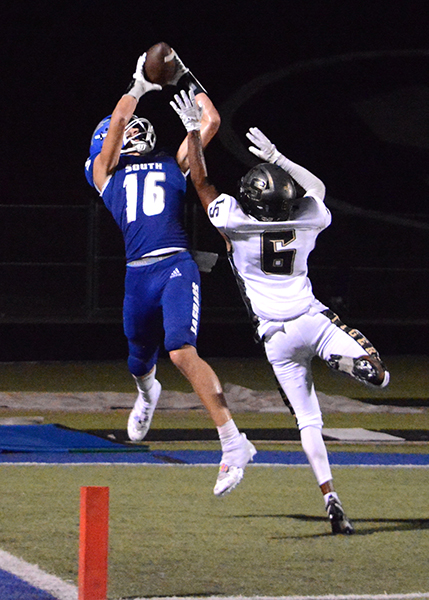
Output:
[88, 115, 156, 157]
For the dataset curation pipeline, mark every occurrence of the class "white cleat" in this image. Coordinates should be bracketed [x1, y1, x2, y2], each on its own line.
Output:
[214, 465, 244, 497]
[127, 380, 161, 442]
[214, 433, 257, 497]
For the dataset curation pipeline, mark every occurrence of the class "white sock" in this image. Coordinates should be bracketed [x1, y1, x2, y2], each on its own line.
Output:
[133, 367, 156, 393]
[217, 418, 242, 453]
[324, 491, 340, 508]
[300, 425, 332, 485]
[132, 368, 159, 412]
[332, 355, 354, 376]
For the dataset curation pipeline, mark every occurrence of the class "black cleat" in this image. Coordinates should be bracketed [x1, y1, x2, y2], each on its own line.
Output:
[326, 496, 355, 535]
[352, 356, 389, 388]
[327, 354, 389, 388]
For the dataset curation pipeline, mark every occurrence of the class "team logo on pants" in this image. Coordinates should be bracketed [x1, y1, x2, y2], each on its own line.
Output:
[191, 282, 200, 335]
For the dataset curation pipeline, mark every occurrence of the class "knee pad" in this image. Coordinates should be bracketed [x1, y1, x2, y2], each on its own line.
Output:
[297, 413, 324, 430]
[327, 354, 389, 388]
[128, 344, 159, 378]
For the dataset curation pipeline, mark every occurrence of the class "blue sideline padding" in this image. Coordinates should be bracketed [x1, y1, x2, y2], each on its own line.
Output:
[0, 424, 144, 453]
[153, 449, 429, 466]
[0, 447, 428, 465]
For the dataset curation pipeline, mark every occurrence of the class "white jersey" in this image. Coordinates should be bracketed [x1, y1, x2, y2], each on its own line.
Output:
[207, 192, 331, 322]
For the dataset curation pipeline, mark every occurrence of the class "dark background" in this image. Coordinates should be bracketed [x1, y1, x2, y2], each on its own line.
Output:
[1, 1, 428, 361]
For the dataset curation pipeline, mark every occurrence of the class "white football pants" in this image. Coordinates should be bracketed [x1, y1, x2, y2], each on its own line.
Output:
[263, 309, 377, 485]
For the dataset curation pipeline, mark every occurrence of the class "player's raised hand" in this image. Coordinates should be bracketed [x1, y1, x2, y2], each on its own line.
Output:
[246, 127, 280, 163]
[126, 53, 162, 100]
[164, 49, 189, 86]
[170, 89, 203, 132]
[164, 48, 208, 95]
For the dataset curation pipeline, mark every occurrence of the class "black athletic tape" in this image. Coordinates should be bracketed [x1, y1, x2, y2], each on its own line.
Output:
[177, 71, 207, 96]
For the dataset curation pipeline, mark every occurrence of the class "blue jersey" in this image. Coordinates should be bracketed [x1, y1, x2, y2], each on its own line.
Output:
[85, 151, 189, 261]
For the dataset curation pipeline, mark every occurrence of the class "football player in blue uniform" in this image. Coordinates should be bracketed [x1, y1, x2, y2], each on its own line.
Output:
[85, 51, 256, 496]
[172, 89, 390, 533]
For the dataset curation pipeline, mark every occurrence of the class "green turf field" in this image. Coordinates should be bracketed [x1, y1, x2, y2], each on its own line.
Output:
[0, 465, 428, 598]
[0, 355, 428, 398]
[0, 356, 428, 598]
[1, 355, 428, 452]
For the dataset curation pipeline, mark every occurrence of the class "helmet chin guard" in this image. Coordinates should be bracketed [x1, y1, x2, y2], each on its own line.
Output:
[238, 163, 296, 221]
[121, 116, 156, 155]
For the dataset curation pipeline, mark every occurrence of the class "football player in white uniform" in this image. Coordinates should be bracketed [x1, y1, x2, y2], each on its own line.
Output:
[171, 90, 390, 535]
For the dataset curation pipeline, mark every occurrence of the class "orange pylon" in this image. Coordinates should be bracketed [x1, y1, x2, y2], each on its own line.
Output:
[78, 486, 109, 600]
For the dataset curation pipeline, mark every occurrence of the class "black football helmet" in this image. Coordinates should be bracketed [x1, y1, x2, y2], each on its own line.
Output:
[238, 163, 296, 221]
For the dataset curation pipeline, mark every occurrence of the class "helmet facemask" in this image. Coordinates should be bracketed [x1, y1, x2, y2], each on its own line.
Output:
[121, 116, 156, 155]
[238, 163, 297, 221]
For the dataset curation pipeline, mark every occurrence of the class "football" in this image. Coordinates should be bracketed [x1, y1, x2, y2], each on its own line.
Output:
[144, 42, 177, 87]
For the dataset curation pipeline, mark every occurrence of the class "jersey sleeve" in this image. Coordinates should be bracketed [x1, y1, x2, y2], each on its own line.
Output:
[274, 154, 326, 204]
[207, 194, 234, 230]
[84, 154, 98, 189]
[85, 154, 105, 195]
[290, 196, 332, 230]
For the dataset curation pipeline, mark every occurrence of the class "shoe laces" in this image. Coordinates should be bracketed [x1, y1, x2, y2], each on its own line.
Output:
[326, 496, 343, 516]
[134, 413, 149, 426]
[217, 464, 231, 476]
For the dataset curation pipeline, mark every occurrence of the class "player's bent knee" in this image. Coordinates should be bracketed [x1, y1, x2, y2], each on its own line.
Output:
[296, 414, 324, 431]
[169, 344, 197, 370]
[127, 353, 157, 378]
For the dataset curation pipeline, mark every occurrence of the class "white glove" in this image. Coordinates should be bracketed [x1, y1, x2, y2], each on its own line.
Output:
[126, 53, 162, 100]
[164, 48, 189, 86]
[246, 127, 281, 163]
[164, 48, 207, 95]
[170, 89, 203, 132]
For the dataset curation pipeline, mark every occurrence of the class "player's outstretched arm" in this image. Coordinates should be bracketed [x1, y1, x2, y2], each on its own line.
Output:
[246, 127, 326, 200]
[161, 49, 219, 172]
[92, 53, 162, 190]
[171, 90, 219, 211]
[175, 92, 220, 173]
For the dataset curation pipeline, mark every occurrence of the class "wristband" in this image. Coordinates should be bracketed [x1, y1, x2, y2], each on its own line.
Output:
[177, 71, 207, 96]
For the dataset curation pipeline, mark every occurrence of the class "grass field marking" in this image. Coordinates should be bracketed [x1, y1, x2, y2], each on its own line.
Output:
[137, 594, 429, 600]
[0, 547, 78, 600]
[0, 462, 429, 468]
[136, 593, 429, 599]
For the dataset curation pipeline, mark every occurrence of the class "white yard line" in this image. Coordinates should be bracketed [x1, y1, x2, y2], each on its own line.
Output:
[140, 595, 429, 600]
[139, 594, 429, 600]
[0, 462, 428, 468]
[0, 548, 77, 600]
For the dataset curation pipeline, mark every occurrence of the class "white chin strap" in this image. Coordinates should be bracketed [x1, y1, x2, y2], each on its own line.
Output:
[134, 142, 149, 154]
[121, 140, 149, 155]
